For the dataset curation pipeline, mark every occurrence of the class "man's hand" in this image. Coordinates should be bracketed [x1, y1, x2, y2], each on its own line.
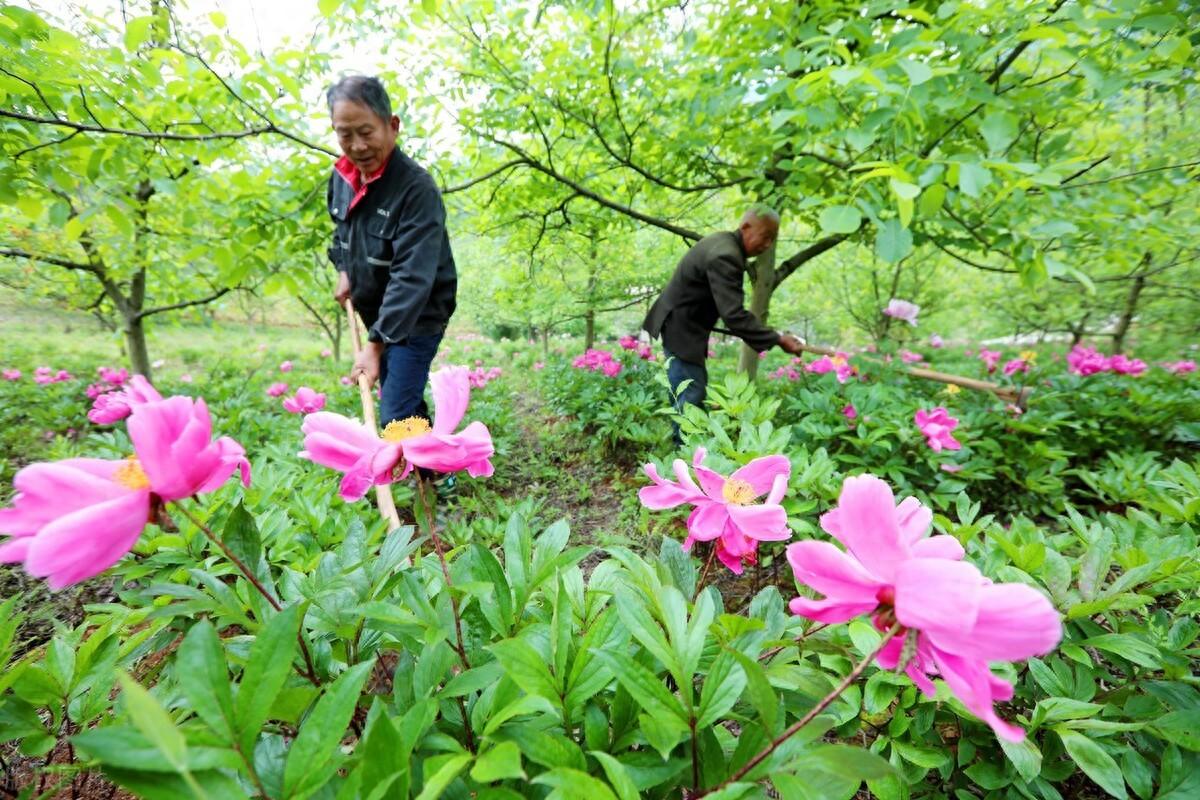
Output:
[351, 341, 383, 387]
[334, 270, 351, 306]
[778, 333, 804, 355]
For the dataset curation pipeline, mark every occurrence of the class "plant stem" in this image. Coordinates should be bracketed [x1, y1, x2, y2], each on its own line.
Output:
[414, 476, 477, 753]
[694, 544, 717, 603]
[172, 501, 322, 687]
[698, 622, 903, 797]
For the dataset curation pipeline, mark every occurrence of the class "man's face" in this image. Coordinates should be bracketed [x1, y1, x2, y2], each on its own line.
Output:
[740, 218, 779, 257]
[332, 100, 399, 177]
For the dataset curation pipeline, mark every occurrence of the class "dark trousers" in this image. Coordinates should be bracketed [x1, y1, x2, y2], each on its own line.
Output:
[379, 332, 444, 427]
[664, 348, 707, 446]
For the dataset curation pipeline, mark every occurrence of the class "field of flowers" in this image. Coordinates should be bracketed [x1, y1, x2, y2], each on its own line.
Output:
[1, 314, 1198, 800]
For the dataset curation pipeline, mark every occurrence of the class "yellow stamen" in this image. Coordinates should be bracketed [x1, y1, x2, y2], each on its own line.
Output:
[943, 384, 961, 395]
[115, 456, 150, 490]
[1019, 350, 1037, 362]
[722, 478, 757, 505]
[381, 416, 432, 442]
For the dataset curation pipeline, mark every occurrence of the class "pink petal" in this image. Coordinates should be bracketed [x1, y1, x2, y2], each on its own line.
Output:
[788, 595, 879, 623]
[402, 423, 494, 476]
[429, 366, 469, 435]
[765, 473, 788, 505]
[894, 559, 983, 634]
[1, 460, 126, 535]
[727, 503, 790, 541]
[24, 489, 150, 589]
[930, 647, 1026, 741]
[820, 474, 907, 582]
[910, 535, 965, 561]
[715, 539, 747, 574]
[895, 496, 932, 547]
[927, 582, 1061, 662]
[300, 412, 382, 473]
[730, 455, 791, 497]
[0, 537, 33, 563]
[686, 502, 728, 542]
[639, 463, 700, 509]
[786, 540, 885, 601]
[692, 464, 728, 500]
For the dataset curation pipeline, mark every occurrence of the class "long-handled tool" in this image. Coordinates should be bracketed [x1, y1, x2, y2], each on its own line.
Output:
[792, 341, 1033, 408]
[345, 299, 402, 530]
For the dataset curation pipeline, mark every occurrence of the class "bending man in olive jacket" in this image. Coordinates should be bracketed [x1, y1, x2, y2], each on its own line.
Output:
[643, 207, 803, 443]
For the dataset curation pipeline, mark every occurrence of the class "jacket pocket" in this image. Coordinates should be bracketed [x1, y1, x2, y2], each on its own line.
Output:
[365, 217, 397, 268]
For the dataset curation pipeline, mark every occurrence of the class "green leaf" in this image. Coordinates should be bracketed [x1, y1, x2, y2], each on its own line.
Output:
[1079, 634, 1160, 668]
[531, 768, 619, 800]
[890, 180, 921, 200]
[282, 661, 374, 797]
[317, 0, 343, 16]
[875, 218, 913, 263]
[415, 753, 472, 800]
[176, 621, 236, 739]
[1058, 729, 1127, 799]
[697, 651, 745, 727]
[999, 736, 1043, 782]
[470, 740, 524, 782]
[918, 182, 946, 216]
[958, 162, 993, 198]
[593, 650, 686, 723]
[1151, 711, 1200, 751]
[234, 603, 301, 754]
[819, 205, 862, 235]
[639, 712, 688, 759]
[590, 751, 640, 800]
[898, 58, 932, 85]
[117, 673, 188, 771]
[979, 112, 1018, 154]
[726, 649, 777, 733]
[222, 502, 262, 576]
[489, 638, 560, 703]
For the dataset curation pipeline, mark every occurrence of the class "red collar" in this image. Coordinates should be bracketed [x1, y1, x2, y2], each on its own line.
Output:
[334, 151, 393, 212]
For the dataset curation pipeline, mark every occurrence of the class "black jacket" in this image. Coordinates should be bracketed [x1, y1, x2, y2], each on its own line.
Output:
[642, 231, 779, 363]
[327, 147, 457, 344]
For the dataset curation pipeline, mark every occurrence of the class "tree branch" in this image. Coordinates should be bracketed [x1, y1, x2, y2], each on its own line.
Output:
[0, 247, 101, 275]
[774, 234, 850, 287]
[135, 287, 232, 321]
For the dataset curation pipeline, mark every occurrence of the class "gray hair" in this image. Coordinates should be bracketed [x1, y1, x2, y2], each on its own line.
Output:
[742, 204, 780, 226]
[326, 75, 392, 121]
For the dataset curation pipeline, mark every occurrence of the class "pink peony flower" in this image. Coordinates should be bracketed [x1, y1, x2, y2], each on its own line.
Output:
[883, 299, 920, 327]
[1066, 345, 1110, 376]
[300, 367, 494, 500]
[88, 375, 163, 425]
[282, 387, 327, 414]
[915, 407, 962, 452]
[1, 396, 249, 589]
[267, 382, 289, 397]
[3, 369, 20, 381]
[320, 349, 333, 358]
[900, 350, 924, 364]
[807, 353, 855, 384]
[126, 396, 251, 501]
[978, 349, 1002, 374]
[340, 375, 353, 386]
[533, 361, 545, 371]
[86, 383, 109, 399]
[940, 463, 964, 473]
[602, 361, 622, 377]
[179, 374, 193, 383]
[1163, 360, 1196, 375]
[98, 367, 129, 387]
[54, 370, 73, 382]
[1108, 354, 1146, 376]
[707, 349, 716, 358]
[618, 335, 638, 350]
[786, 474, 1061, 741]
[279, 361, 293, 373]
[1002, 358, 1030, 376]
[639, 448, 791, 574]
[843, 404, 858, 420]
[929, 334, 944, 349]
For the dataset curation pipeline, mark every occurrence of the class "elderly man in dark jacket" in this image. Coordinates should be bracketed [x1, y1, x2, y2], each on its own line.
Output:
[643, 207, 803, 442]
[327, 75, 457, 429]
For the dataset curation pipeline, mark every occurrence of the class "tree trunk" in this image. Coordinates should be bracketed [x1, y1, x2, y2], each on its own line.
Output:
[584, 309, 595, 350]
[1112, 274, 1145, 354]
[737, 243, 777, 378]
[124, 313, 152, 378]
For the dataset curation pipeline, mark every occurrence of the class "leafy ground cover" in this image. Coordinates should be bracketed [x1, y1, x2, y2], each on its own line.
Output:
[1, 303, 1198, 800]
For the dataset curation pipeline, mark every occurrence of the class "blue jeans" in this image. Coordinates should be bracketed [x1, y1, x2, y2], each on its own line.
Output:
[665, 348, 707, 446]
[379, 332, 444, 427]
